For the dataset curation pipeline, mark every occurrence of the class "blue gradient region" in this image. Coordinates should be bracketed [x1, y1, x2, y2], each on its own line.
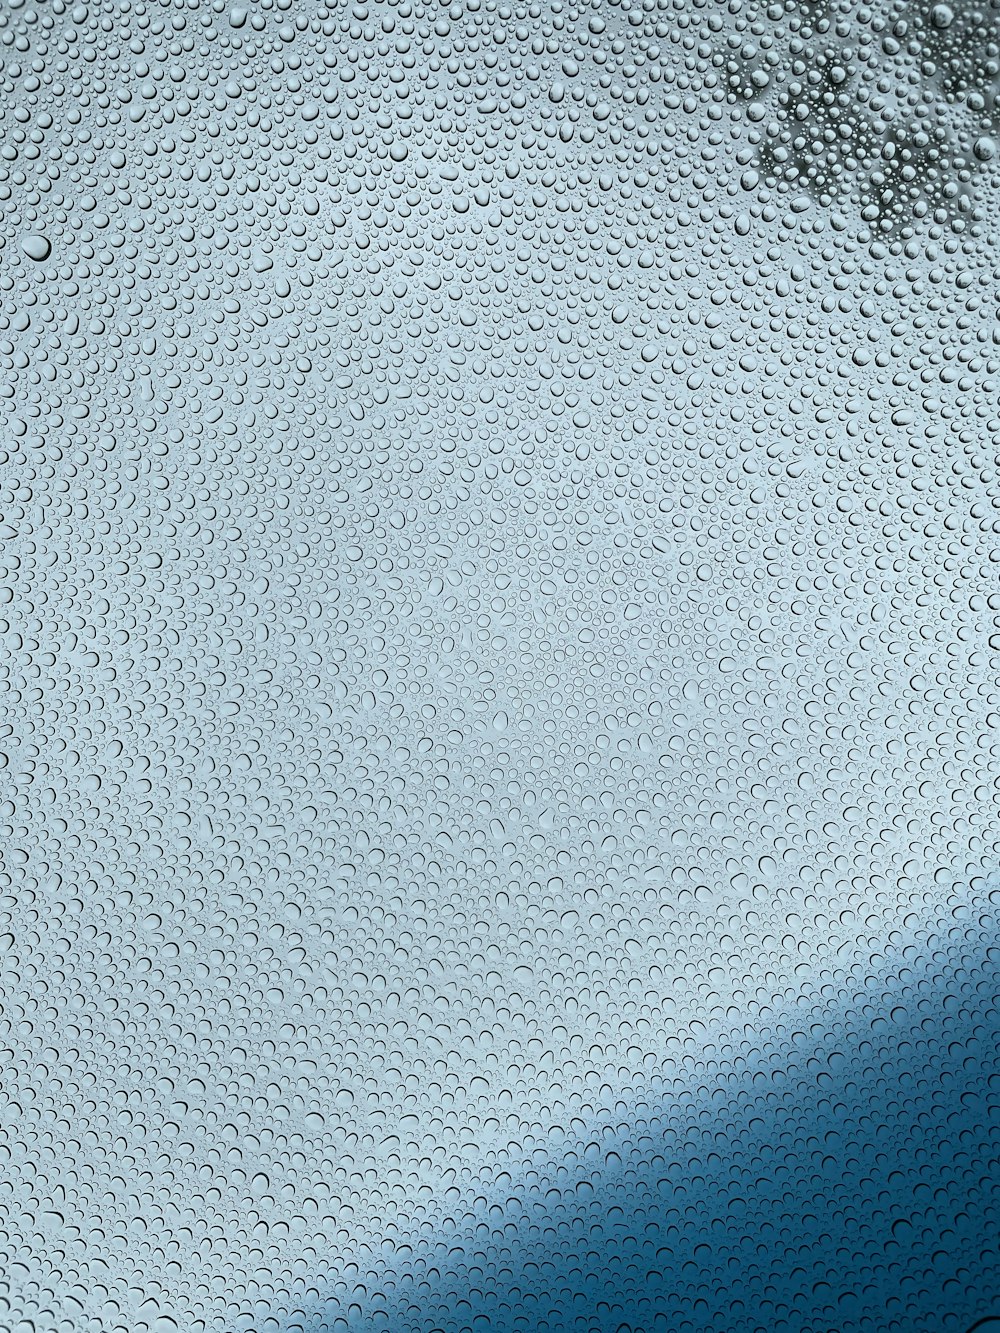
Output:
[278, 906, 1000, 1333]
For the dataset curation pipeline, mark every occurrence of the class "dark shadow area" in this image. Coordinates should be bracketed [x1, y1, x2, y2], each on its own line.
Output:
[277, 909, 1000, 1333]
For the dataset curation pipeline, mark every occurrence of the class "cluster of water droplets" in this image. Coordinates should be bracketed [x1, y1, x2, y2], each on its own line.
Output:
[1, 0, 999, 1329]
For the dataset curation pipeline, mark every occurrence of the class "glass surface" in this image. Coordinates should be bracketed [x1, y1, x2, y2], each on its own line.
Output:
[0, 0, 998, 1330]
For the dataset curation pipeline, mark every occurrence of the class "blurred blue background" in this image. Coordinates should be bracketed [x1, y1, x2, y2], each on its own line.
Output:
[274, 907, 999, 1333]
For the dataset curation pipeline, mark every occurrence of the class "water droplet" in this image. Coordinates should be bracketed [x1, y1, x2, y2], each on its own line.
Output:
[19, 234, 50, 262]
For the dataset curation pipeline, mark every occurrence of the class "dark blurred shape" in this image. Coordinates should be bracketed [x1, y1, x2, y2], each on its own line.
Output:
[290, 921, 1000, 1333]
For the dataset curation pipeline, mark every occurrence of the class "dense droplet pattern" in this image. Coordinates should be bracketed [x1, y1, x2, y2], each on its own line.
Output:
[0, 0, 998, 1330]
[305, 911, 1000, 1333]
